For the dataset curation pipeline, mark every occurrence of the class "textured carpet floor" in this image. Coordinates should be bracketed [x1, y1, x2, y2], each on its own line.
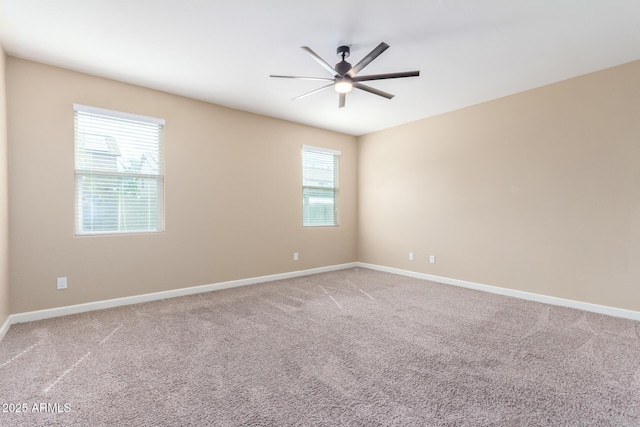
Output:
[1, 268, 639, 426]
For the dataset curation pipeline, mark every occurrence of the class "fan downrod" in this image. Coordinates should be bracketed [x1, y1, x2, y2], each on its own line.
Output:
[335, 46, 352, 75]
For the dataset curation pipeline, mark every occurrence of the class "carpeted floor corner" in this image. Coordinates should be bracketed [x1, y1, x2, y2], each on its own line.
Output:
[1, 268, 639, 426]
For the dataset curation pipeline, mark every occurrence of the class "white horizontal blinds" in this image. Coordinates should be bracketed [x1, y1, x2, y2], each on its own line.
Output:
[74, 104, 165, 235]
[302, 145, 340, 226]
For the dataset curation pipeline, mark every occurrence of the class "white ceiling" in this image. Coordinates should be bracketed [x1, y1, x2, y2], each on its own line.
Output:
[1, 1, 640, 136]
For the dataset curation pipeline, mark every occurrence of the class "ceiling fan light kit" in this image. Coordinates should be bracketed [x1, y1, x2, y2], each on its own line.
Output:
[270, 42, 420, 108]
[334, 76, 353, 93]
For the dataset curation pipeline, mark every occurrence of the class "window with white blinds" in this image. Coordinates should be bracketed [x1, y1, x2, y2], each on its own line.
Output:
[74, 104, 165, 235]
[302, 145, 340, 227]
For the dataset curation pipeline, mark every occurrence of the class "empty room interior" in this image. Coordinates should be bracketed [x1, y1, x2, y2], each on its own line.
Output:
[1, 1, 640, 425]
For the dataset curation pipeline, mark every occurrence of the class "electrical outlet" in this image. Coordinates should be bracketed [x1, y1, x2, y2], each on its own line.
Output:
[293, 252, 299, 261]
[57, 277, 67, 290]
[430, 255, 436, 264]
[409, 252, 414, 261]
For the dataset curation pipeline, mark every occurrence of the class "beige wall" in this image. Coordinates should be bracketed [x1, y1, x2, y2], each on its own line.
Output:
[0, 47, 9, 325]
[7, 58, 357, 313]
[359, 60, 640, 311]
[6, 55, 640, 315]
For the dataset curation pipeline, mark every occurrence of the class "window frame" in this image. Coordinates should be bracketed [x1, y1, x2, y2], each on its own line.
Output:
[73, 104, 165, 236]
[301, 145, 340, 227]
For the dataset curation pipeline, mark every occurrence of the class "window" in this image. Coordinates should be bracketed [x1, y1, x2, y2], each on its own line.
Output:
[74, 104, 165, 235]
[302, 145, 340, 226]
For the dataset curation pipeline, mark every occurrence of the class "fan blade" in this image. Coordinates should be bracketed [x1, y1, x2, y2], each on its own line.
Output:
[339, 93, 346, 108]
[301, 46, 338, 76]
[353, 82, 394, 99]
[353, 71, 420, 82]
[348, 42, 390, 77]
[270, 75, 334, 82]
[292, 83, 334, 100]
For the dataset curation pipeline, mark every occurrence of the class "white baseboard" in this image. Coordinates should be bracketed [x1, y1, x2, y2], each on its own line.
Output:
[9, 262, 358, 326]
[0, 315, 10, 342]
[357, 262, 640, 321]
[3, 260, 638, 341]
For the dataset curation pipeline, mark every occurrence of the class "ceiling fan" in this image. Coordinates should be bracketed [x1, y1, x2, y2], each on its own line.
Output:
[270, 42, 420, 108]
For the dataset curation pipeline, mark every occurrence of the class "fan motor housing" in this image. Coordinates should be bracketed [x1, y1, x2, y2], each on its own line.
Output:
[335, 60, 352, 76]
